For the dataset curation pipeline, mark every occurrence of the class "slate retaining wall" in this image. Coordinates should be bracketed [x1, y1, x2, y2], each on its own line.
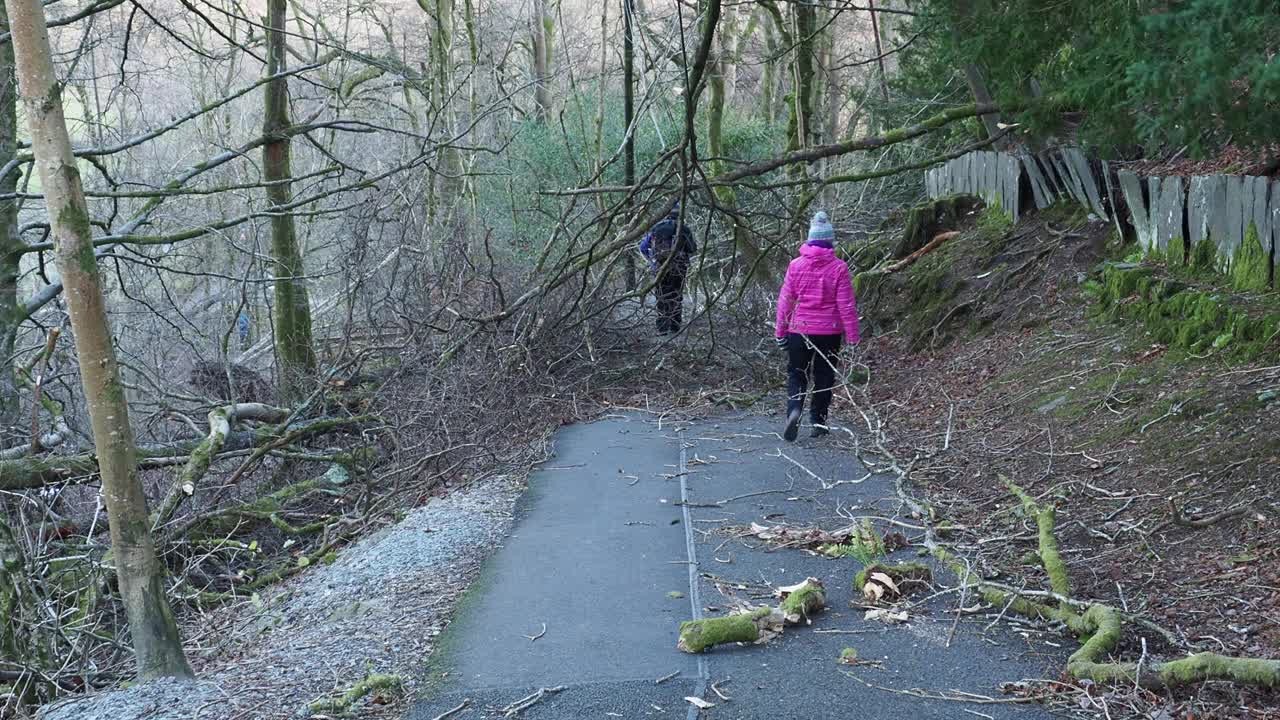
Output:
[925, 149, 1279, 285]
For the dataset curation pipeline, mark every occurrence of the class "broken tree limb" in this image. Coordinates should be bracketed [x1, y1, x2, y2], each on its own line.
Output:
[777, 578, 826, 624]
[0, 414, 374, 491]
[1004, 477, 1070, 597]
[150, 403, 290, 530]
[867, 231, 961, 276]
[1168, 498, 1254, 528]
[947, 482, 1280, 689]
[307, 673, 402, 716]
[678, 607, 781, 653]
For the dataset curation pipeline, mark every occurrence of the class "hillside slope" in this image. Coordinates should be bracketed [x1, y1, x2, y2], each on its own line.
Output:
[847, 198, 1280, 718]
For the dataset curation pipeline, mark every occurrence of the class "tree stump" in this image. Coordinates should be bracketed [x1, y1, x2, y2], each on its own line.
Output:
[895, 195, 981, 259]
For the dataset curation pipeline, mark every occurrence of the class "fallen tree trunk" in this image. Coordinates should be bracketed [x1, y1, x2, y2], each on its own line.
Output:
[871, 231, 961, 276]
[150, 403, 290, 530]
[954, 479, 1280, 690]
[679, 578, 826, 653]
[678, 607, 781, 653]
[0, 415, 373, 490]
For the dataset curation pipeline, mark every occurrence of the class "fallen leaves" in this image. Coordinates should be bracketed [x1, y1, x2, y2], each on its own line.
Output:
[864, 608, 908, 624]
[747, 522, 845, 549]
[684, 696, 715, 710]
[861, 571, 900, 603]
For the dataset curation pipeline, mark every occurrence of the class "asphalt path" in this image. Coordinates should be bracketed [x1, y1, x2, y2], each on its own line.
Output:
[405, 413, 1059, 719]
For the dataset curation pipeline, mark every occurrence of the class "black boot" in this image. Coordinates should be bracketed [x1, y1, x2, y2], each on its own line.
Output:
[809, 424, 829, 439]
[783, 408, 802, 442]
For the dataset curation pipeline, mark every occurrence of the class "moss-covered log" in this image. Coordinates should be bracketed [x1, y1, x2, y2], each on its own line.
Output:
[307, 674, 402, 715]
[778, 578, 825, 624]
[678, 607, 780, 653]
[955, 482, 1280, 690]
[1, 414, 374, 491]
[182, 475, 345, 540]
[1004, 477, 1070, 597]
[151, 403, 290, 530]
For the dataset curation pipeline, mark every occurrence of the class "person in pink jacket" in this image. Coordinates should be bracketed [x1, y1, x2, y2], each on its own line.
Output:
[774, 211, 860, 441]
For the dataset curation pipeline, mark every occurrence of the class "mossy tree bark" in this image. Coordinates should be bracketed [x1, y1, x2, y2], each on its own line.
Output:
[678, 606, 779, 653]
[787, 0, 818, 158]
[0, 7, 19, 433]
[265, 0, 317, 404]
[3, 0, 192, 678]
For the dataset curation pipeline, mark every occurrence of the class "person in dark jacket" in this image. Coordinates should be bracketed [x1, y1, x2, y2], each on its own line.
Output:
[639, 203, 697, 335]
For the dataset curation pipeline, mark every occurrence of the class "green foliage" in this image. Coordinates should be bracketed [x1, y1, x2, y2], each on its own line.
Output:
[473, 89, 786, 268]
[975, 204, 1013, 240]
[893, 0, 1280, 156]
[820, 518, 886, 565]
[1091, 261, 1280, 359]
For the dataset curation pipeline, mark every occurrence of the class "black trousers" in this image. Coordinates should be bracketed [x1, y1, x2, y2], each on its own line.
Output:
[656, 270, 685, 333]
[785, 333, 842, 423]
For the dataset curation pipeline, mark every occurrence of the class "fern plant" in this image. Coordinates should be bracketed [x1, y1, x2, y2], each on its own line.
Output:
[821, 519, 887, 565]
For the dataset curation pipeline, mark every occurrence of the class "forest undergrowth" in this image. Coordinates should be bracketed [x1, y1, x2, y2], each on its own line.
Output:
[842, 200, 1280, 719]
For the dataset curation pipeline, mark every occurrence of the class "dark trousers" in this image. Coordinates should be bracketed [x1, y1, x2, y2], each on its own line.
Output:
[785, 333, 842, 423]
[656, 270, 685, 333]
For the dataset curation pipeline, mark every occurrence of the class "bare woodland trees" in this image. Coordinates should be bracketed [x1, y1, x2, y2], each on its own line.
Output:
[0, 0, 1020, 708]
[2, 0, 191, 679]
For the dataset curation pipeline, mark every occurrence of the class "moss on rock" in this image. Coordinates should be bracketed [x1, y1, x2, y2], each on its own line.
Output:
[1231, 224, 1272, 291]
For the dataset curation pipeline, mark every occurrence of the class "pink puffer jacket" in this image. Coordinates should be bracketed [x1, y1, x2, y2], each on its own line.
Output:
[774, 244, 860, 342]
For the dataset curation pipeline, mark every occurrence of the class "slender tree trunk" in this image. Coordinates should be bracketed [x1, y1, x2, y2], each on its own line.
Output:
[761, 18, 776, 124]
[622, 0, 636, 290]
[964, 63, 1006, 146]
[868, 0, 889, 103]
[3, 0, 192, 679]
[532, 0, 552, 121]
[784, 0, 816, 189]
[791, 0, 817, 152]
[264, 0, 317, 402]
[432, 0, 459, 198]
[720, 3, 738, 108]
[0, 5, 18, 435]
[708, 49, 774, 287]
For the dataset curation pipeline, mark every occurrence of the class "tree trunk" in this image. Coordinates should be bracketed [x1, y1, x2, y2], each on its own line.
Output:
[531, 0, 552, 121]
[707, 47, 774, 288]
[761, 18, 776, 125]
[622, 0, 636, 290]
[0, 6, 18, 436]
[868, 0, 889, 103]
[265, 0, 317, 403]
[2, 0, 193, 679]
[790, 0, 818, 154]
[432, 0, 459, 200]
[782, 0, 816, 194]
[963, 63, 1006, 147]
